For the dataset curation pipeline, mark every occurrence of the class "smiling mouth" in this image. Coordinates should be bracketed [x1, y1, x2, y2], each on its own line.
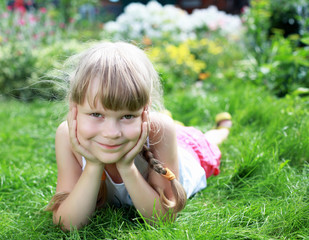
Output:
[96, 142, 123, 150]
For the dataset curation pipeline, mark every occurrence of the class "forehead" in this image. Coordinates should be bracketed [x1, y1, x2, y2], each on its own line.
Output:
[82, 76, 148, 111]
[84, 78, 104, 108]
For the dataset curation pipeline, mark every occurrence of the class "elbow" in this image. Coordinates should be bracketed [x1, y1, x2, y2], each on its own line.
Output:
[53, 211, 85, 231]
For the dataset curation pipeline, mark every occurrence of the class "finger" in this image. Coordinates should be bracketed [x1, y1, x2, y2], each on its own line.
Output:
[69, 119, 96, 161]
[68, 106, 83, 152]
[137, 121, 149, 151]
[67, 104, 76, 128]
[122, 121, 148, 163]
[142, 110, 150, 136]
[68, 106, 77, 138]
[66, 105, 98, 162]
[69, 116, 80, 151]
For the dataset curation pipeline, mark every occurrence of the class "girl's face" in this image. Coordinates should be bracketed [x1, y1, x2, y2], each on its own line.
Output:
[76, 99, 144, 164]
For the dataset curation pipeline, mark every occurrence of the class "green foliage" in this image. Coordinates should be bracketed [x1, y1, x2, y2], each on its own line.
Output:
[34, 0, 101, 24]
[148, 41, 206, 93]
[0, 7, 72, 100]
[148, 38, 244, 94]
[0, 43, 37, 100]
[241, 0, 309, 96]
[0, 39, 87, 100]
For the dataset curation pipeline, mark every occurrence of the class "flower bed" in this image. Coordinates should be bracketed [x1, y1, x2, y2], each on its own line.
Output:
[103, 1, 243, 44]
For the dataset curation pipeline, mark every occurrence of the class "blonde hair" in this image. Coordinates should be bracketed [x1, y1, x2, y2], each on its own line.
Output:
[68, 41, 163, 111]
[46, 41, 187, 214]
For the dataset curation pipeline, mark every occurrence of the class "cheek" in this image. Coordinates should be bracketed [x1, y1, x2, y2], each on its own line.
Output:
[124, 122, 142, 141]
[76, 115, 97, 140]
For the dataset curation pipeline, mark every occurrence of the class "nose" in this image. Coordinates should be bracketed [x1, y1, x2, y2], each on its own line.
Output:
[101, 119, 121, 139]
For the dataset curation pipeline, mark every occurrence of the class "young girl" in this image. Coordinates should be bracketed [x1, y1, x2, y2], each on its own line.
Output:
[46, 41, 232, 230]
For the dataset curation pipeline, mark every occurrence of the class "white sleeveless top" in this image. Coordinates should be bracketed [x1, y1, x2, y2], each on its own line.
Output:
[82, 146, 206, 207]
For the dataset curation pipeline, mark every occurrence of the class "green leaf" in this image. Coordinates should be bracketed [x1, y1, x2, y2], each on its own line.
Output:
[300, 37, 309, 45]
[279, 160, 290, 170]
[293, 55, 309, 67]
[292, 87, 309, 96]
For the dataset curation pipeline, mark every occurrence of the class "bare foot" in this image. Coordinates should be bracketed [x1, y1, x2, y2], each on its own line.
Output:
[204, 113, 232, 145]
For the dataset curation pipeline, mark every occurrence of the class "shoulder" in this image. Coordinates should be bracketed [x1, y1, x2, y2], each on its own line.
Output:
[148, 111, 178, 167]
[55, 121, 75, 163]
[55, 121, 82, 165]
[147, 112, 179, 200]
[55, 121, 74, 158]
[55, 121, 80, 156]
[55, 121, 83, 192]
[55, 121, 82, 169]
[56, 121, 69, 139]
[149, 111, 176, 143]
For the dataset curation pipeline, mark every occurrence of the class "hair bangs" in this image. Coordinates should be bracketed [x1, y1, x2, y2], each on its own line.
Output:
[69, 42, 160, 111]
[88, 58, 150, 111]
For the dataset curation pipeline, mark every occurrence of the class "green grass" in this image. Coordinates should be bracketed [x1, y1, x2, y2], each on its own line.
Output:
[0, 78, 308, 239]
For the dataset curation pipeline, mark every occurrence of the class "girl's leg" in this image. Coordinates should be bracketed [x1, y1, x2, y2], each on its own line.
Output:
[204, 119, 232, 146]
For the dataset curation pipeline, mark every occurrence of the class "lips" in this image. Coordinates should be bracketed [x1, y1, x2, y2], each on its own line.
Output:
[95, 141, 123, 150]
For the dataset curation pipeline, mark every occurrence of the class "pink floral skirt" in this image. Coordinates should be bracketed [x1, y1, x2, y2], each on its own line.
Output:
[176, 125, 221, 178]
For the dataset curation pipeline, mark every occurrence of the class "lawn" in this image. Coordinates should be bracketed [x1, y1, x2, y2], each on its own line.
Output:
[0, 77, 308, 239]
[1, 0, 309, 238]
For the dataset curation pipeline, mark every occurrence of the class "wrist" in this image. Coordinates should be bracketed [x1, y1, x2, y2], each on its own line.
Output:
[84, 161, 105, 176]
[85, 156, 105, 167]
[116, 161, 136, 177]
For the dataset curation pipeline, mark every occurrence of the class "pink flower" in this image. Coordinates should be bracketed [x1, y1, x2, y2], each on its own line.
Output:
[1, 12, 9, 18]
[59, 22, 65, 28]
[39, 7, 47, 14]
[18, 18, 26, 25]
[7, 6, 13, 11]
[29, 15, 37, 23]
[16, 6, 26, 14]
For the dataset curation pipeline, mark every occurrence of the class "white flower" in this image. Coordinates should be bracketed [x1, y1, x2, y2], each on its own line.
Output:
[102, 1, 243, 42]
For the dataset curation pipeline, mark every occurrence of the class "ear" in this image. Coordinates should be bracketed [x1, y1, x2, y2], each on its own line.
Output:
[69, 102, 77, 111]
[144, 99, 152, 111]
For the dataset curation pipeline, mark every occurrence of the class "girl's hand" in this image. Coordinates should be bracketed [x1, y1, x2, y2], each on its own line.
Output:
[116, 110, 149, 170]
[67, 104, 103, 166]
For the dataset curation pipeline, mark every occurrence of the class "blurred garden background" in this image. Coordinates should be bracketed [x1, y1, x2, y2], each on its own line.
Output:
[0, 0, 309, 239]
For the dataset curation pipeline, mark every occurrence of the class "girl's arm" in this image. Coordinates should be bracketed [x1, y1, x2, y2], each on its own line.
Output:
[52, 121, 104, 230]
[116, 112, 179, 220]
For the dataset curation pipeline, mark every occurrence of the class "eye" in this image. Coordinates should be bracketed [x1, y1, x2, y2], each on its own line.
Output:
[122, 115, 135, 120]
[90, 113, 102, 118]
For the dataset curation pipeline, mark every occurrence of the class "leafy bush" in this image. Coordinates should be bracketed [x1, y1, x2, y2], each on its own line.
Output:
[243, 0, 309, 61]
[147, 38, 245, 93]
[0, 43, 37, 100]
[0, 39, 86, 100]
[148, 41, 206, 93]
[0, 7, 62, 47]
[0, 7, 84, 100]
[240, 0, 309, 96]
